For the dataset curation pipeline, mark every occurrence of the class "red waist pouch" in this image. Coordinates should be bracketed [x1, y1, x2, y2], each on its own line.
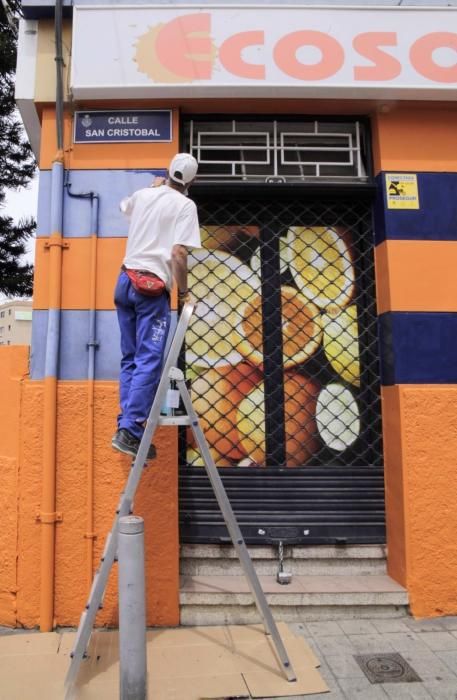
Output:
[124, 268, 166, 296]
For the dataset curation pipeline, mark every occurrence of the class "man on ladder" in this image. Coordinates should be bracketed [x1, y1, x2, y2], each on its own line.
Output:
[66, 300, 297, 695]
[112, 153, 201, 459]
[65, 154, 297, 696]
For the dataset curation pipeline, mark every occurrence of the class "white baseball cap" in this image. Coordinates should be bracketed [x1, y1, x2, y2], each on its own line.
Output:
[169, 153, 198, 186]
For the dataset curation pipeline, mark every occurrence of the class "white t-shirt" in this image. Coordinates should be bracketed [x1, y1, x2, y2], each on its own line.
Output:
[120, 185, 201, 290]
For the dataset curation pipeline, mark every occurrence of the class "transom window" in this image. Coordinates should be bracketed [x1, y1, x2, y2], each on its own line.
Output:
[183, 119, 370, 183]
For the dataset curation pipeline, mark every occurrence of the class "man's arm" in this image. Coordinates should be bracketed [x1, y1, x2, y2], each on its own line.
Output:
[171, 244, 189, 301]
[119, 194, 134, 216]
[172, 200, 201, 303]
[151, 176, 167, 187]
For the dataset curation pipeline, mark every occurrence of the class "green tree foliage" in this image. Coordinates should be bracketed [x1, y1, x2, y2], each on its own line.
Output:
[0, 0, 36, 297]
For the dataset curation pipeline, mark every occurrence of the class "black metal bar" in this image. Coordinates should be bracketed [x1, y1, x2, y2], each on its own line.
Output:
[259, 225, 286, 467]
[356, 205, 384, 466]
[191, 181, 376, 203]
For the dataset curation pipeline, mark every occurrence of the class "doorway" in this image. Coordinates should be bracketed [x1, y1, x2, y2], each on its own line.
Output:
[178, 117, 384, 545]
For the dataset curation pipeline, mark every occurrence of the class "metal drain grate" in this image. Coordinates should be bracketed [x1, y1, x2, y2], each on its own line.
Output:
[354, 653, 422, 684]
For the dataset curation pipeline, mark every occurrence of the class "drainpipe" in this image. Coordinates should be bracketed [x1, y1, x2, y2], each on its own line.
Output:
[65, 177, 100, 589]
[39, 0, 65, 632]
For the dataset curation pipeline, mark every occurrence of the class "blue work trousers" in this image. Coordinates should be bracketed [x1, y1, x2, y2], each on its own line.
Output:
[114, 270, 171, 439]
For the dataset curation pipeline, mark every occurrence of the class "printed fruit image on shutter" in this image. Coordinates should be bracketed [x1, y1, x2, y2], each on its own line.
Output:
[184, 201, 379, 469]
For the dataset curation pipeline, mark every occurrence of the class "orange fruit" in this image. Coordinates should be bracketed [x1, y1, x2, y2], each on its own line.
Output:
[234, 286, 322, 369]
[199, 225, 236, 250]
[286, 226, 354, 311]
[200, 225, 259, 252]
[191, 363, 263, 461]
[236, 373, 320, 467]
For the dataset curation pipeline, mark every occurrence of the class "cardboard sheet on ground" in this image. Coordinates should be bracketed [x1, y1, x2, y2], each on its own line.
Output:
[0, 623, 328, 699]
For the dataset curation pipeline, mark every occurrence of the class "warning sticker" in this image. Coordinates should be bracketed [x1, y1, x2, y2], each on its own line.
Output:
[386, 174, 419, 210]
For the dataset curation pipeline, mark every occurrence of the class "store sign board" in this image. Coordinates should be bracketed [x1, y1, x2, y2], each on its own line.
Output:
[74, 110, 172, 143]
[71, 6, 457, 100]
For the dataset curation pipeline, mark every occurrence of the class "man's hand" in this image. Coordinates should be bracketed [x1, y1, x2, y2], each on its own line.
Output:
[151, 176, 167, 187]
[178, 290, 196, 306]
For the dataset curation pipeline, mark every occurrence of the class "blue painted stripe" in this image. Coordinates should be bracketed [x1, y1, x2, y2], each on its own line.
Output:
[374, 172, 457, 245]
[379, 311, 457, 385]
[37, 170, 51, 237]
[50, 161, 64, 235]
[43, 308, 61, 378]
[31, 309, 177, 380]
[37, 169, 167, 238]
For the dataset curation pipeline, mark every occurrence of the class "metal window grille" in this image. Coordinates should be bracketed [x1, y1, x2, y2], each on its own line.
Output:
[184, 119, 369, 182]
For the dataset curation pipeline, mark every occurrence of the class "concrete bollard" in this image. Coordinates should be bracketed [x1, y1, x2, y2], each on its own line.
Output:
[118, 515, 147, 700]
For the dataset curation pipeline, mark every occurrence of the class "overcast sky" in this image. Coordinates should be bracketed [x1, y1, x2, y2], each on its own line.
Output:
[3, 172, 39, 266]
[0, 174, 39, 302]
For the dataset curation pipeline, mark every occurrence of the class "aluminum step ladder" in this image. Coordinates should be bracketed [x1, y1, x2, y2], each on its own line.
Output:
[65, 301, 296, 697]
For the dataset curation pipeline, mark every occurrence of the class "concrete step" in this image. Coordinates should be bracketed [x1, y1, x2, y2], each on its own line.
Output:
[179, 574, 408, 625]
[180, 544, 387, 576]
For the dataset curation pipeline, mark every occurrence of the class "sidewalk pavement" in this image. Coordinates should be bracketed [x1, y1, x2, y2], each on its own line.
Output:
[1, 615, 457, 699]
[285, 616, 457, 700]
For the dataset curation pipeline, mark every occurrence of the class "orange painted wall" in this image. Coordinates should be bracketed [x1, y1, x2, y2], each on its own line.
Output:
[371, 104, 457, 174]
[0, 104, 182, 629]
[33, 237, 123, 310]
[375, 240, 457, 315]
[39, 107, 180, 171]
[381, 387, 407, 587]
[374, 105, 457, 618]
[38, 100, 457, 175]
[4, 100, 457, 628]
[33, 237, 178, 311]
[382, 385, 457, 618]
[14, 380, 179, 628]
[0, 347, 29, 626]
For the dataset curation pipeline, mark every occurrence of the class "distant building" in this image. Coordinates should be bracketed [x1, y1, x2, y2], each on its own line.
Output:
[0, 300, 32, 345]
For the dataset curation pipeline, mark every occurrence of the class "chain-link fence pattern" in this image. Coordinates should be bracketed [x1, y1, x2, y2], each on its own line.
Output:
[184, 196, 381, 469]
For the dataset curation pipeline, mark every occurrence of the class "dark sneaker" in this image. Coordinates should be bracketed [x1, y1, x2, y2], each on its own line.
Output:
[112, 428, 138, 456]
[146, 443, 157, 460]
[112, 429, 156, 460]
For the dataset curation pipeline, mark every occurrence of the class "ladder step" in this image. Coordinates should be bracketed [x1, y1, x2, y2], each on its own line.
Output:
[158, 415, 191, 426]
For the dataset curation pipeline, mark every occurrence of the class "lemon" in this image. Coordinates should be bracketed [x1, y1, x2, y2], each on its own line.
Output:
[186, 250, 261, 369]
[185, 299, 245, 369]
[250, 237, 289, 276]
[185, 364, 205, 384]
[315, 383, 360, 452]
[286, 227, 354, 311]
[189, 249, 261, 300]
[186, 446, 233, 468]
[322, 305, 360, 386]
[236, 384, 266, 462]
[186, 448, 204, 467]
